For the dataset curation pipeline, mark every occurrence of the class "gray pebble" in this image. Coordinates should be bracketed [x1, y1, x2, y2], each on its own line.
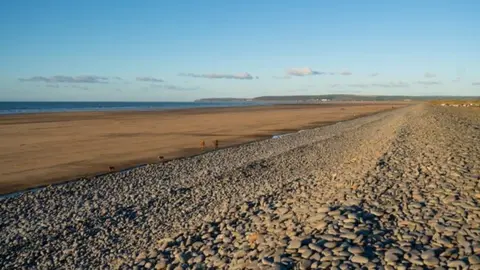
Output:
[351, 255, 369, 264]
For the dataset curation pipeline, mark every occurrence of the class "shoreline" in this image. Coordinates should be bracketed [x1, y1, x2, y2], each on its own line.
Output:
[0, 101, 267, 116]
[0, 101, 407, 118]
[0, 102, 411, 194]
[0, 107, 388, 200]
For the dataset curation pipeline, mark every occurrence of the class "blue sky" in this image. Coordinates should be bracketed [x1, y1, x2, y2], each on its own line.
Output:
[1, 0, 479, 101]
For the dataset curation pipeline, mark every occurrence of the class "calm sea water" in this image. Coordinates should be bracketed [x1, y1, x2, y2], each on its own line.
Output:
[0, 101, 265, 115]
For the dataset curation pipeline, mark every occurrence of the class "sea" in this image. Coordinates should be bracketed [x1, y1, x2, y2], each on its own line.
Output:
[0, 101, 266, 115]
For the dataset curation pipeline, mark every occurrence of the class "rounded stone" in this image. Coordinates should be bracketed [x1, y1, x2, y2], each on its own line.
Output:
[347, 246, 364, 255]
[469, 255, 480, 265]
[423, 257, 440, 266]
[288, 240, 302, 249]
[351, 255, 369, 264]
[385, 253, 399, 263]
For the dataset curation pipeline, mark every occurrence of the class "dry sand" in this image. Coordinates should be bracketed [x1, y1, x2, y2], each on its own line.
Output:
[0, 102, 407, 194]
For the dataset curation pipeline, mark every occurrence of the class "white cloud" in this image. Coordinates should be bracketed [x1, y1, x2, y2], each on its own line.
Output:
[284, 68, 351, 77]
[136, 77, 164, 82]
[19, 75, 109, 83]
[286, 67, 325, 76]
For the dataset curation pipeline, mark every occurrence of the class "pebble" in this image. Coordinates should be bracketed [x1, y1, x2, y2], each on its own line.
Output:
[424, 257, 440, 266]
[308, 243, 323, 253]
[469, 255, 480, 265]
[351, 255, 369, 264]
[421, 250, 436, 260]
[447, 260, 468, 268]
[347, 246, 364, 254]
[318, 207, 331, 213]
[288, 240, 302, 249]
[385, 253, 399, 263]
[324, 242, 338, 249]
[2, 105, 479, 270]
[301, 249, 313, 259]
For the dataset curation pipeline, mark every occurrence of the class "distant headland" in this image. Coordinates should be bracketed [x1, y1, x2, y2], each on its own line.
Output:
[195, 94, 479, 102]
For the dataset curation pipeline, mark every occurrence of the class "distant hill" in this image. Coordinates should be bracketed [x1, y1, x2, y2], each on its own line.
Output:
[194, 98, 252, 102]
[196, 95, 479, 102]
[253, 94, 479, 101]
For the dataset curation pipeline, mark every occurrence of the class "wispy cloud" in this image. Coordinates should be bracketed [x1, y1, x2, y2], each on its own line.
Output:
[452, 77, 460, 82]
[179, 72, 254, 80]
[19, 75, 108, 83]
[417, 80, 442, 85]
[284, 67, 351, 77]
[472, 82, 480, 86]
[286, 67, 326, 76]
[369, 73, 379, 77]
[136, 77, 164, 82]
[113, 76, 123, 80]
[150, 84, 200, 91]
[46, 84, 59, 88]
[424, 72, 436, 78]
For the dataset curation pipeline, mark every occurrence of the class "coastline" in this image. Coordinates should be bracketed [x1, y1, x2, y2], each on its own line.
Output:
[0, 101, 266, 115]
[0, 102, 410, 194]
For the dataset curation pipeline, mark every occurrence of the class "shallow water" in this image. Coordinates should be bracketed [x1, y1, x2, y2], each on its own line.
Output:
[0, 101, 266, 115]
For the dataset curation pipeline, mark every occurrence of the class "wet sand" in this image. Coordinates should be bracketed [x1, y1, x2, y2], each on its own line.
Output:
[0, 102, 408, 194]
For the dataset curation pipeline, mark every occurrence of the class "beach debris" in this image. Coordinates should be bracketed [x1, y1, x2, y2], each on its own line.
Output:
[200, 140, 206, 150]
[108, 166, 115, 171]
[213, 140, 219, 149]
[158, 156, 164, 161]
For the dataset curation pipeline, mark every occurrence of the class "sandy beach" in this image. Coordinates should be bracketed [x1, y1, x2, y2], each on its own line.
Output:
[0, 102, 406, 194]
